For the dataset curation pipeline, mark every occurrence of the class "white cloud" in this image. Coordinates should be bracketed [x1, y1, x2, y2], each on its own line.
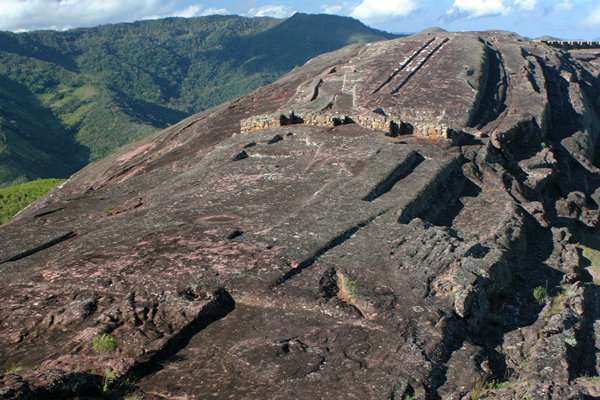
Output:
[171, 5, 230, 18]
[0, 0, 179, 31]
[0, 0, 231, 32]
[349, 0, 419, 23]
[514, 0, 536, 10]
[554, 0, 574, 12]
[322, 5, 344, 14]
[447, 0, 512, 18]
[584, 5, 600, 27]
[199, 8, 230, 16]
[172, 5, 203, 18]
[246, 5, 296, 19]
[321, 2, 358, 16]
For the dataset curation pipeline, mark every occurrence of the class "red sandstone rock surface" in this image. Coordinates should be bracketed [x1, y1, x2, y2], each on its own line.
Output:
[2, 30, 600, 399]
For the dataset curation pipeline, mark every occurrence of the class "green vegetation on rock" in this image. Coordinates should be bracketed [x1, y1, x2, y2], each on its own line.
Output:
[0, 13, 397, 187]
[92, 334, 117, 356]
[0, 178, 65, 224]
[533, 286, 548, 304]
[580, 232, 600, 283]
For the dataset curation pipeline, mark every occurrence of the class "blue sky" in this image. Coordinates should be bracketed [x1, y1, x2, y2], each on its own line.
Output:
[1, 0, 599, 40]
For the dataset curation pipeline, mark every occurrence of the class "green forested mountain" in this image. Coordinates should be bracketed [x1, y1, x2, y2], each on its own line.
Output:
[0, 13, 397, 187]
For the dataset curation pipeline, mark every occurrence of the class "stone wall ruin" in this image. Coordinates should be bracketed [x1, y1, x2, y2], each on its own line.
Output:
[537, 40, 600, 50]
[240, 111, 456, 139]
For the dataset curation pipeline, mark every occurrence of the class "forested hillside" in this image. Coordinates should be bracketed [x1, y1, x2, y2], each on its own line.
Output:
[0, 13, 397, 187]
[0, 178, 65, 224]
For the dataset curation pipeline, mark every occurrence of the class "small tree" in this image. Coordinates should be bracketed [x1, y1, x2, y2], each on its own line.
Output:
[101, 367, 116, 393]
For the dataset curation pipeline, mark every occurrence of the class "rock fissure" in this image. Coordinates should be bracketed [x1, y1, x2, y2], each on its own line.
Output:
[362, 151, 426, 201]
[275, 211, 388, 286]
[33, 207, 67, 219]
[0, 231, 76, 265]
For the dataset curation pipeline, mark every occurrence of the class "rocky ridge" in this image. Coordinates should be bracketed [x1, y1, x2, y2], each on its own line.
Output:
[1, 30, 600, 399]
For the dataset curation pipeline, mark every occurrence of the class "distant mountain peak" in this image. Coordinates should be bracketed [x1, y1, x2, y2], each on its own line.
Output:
[416, 27, 447, 35]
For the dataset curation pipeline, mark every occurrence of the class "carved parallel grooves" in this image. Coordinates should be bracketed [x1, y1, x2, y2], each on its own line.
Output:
[391, 38, 450, 94]
[0, 231, 77, 264]
[275, 211, 387, 286]
[373, 38, 436, 94]
[362, 151, 426, 202]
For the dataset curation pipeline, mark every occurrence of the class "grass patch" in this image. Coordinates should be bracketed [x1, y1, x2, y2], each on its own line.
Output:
[59, 102, 95, 127]
[542, 285, 578, 319]
[580, 232, 600, 283]
[5, 364, 23, 373]
[470, 375, 489, 400]
[0, 178, 65, 224]
[469, 375, 509, 399]
[578, 374, 600, 385]
[544, 292, 566, 318]
[73, 85, 98, 99]
[123, 395, 145, 400]
[487, 380, 506, 390]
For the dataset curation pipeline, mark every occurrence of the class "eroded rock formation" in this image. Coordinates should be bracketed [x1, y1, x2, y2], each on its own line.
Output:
[2, 30, 600, 399]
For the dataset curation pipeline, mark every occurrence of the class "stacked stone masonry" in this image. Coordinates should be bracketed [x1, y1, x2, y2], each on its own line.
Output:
[240, 112, 453, 138]
[537, 40, 600, 50]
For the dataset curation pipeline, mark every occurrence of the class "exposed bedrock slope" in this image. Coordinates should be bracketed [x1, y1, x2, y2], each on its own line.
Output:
[2, 31, 600, 399]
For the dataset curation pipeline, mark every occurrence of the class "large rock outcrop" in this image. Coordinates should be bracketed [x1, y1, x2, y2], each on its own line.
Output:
[2, 30, 600, 399]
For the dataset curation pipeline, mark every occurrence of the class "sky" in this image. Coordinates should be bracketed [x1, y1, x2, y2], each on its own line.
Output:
[0, 0, 599, 40]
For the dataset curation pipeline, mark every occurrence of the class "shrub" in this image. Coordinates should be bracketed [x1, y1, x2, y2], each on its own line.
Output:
[101, 367, 116, 393]
[533, 286, 547, 305]
[92, 334, 117, 355]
